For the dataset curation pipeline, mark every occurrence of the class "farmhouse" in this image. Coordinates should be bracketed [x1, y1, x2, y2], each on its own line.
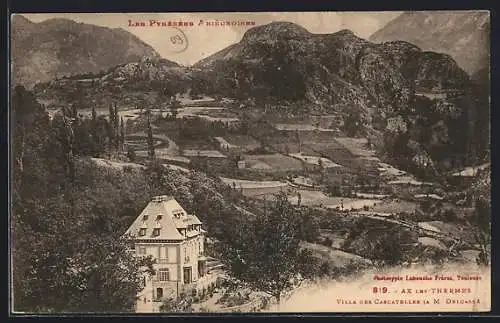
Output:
[124, 195, 221, 312]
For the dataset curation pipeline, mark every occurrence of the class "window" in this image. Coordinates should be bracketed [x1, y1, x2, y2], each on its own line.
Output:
[143, 215, 148, 221]
[139, 228, 146, 236]
[153, 228, 160, 236]
[158, 246, 168, 264]
[156, 215, 162, 221]
[138, 247, 146, 255]
[173, 210, 184, 218]
[158, 268, 170, 281]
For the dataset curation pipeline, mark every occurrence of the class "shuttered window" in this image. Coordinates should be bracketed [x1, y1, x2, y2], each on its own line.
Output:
[158, 246, 168, 263]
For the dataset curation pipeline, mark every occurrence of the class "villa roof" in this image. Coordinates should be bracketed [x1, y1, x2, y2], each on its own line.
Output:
[123, 195, 203, 241]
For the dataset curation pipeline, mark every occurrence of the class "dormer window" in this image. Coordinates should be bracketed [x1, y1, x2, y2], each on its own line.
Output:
[156, 215, 163, 221]
[143, 215, 148, 221]
[139, 228, 146, 236]
[153, 228, 160, 236]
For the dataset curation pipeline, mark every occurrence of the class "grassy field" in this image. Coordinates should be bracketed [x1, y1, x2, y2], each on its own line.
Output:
[220, 177, 290, 197]
[299, 241, 372, 267]
[287, 191, 382, 210]
[289, 153, 342, 168]
[422, 221, 476, 243]
[288, 189, 330, 205]
[334, 137, 376, 158]
[224, 134, 261, 152]
[136, 149, 190, 164]
[370, 200, 419, 214]
[262, 131, 360, 169]
[274, 123, 338, 132]
[324, 198, 381, 210]
[244, 154, 303, 171]
[183, 150, 227, 158]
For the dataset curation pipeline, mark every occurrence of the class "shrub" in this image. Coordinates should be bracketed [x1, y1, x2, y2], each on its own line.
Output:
[127, 147, 136, 161]
[321, 237, 333, 247]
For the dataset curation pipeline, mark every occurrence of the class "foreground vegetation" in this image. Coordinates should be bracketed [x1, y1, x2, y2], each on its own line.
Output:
[11, 85, 490, 313]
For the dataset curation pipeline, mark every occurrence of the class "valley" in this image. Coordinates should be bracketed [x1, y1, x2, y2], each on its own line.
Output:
[11, 14, 491, 314]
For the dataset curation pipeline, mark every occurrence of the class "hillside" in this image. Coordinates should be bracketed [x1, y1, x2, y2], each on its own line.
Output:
[33, 21, 488, 173]
[11, 15, 167, 87]
[194, 22, 469, 114]
[369, 11, 490, 76]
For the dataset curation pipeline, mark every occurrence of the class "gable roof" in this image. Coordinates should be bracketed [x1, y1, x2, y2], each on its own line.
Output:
[123, 195, 203, 241]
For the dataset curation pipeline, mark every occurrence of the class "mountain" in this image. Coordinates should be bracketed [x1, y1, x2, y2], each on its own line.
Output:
[194, 22, 469, 116]
[11, 15, 167, 87]
[369, 11, 490, 76]
[35, 21, 487, 173]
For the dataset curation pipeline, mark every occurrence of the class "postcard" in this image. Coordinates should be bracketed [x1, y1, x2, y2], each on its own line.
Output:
[10, 11, 491, 313]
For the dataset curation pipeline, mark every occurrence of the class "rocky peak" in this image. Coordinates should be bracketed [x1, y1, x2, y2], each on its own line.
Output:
[241, 21, 311, 43]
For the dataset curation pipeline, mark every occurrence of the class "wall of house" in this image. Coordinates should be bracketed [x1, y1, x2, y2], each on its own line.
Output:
[180, 234, 205, 283]
[135, 242, 181, 281]
[135, 232, 206, 302]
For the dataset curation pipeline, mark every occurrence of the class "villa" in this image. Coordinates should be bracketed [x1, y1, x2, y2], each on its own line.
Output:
[123, 195, 222, 312]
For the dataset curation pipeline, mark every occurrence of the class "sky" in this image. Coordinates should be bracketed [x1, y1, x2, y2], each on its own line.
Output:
[21, 12, 403, 66]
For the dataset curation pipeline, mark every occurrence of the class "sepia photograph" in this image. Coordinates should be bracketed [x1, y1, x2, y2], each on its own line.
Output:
[10, 11, 491, 314]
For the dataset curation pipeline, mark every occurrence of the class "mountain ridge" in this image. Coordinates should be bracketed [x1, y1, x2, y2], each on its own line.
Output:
[369, 11, 489, 76]
[32, 21, 488, 173]
[11, 15, 169, 88]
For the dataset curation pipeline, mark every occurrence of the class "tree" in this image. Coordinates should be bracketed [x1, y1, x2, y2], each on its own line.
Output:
[127, 147, 136, 162]
[344, 111, 362, 137]
[52, 110, 76, 185]
[168, 99, 181, 120]
[11, 87, 158, 313]
[470, 197, 491, 266]
[71, 104, 78, 119]
[224, 192, 311, 309]
[294, 130, 301, 152]
[91, 106, 97, 122]
[113, 105, 120, 150]
[146, 109, 155, 160]
[120, 117, 125, 151]
[160, 296, 194, 313]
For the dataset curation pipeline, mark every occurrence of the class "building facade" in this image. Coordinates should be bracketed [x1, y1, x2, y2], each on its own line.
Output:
[123, 195, 220, 312]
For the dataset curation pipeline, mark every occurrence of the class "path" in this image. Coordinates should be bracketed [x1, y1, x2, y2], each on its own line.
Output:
[127, 132, 179, 155]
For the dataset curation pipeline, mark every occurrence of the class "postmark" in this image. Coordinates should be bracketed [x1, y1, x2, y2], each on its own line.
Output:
[164, 27, 189, 53]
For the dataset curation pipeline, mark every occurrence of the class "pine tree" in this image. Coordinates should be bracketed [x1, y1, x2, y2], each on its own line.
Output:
[71, 104, 78, 119]
[146, 109, 155, 160]
[107, 104, 115, 153]
[114, 105, 120, 132]
[120, 117, 125, 152]
[113, 105, 120, 150]
[91, 106, 97, 122]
